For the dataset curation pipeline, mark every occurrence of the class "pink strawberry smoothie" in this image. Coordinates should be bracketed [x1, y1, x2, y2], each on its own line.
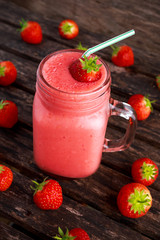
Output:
[33, 50, 111, 178]
[42, 51, 107, 93]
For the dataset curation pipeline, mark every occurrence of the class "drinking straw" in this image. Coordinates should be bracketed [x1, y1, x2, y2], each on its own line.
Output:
[82, 29, 135, 57]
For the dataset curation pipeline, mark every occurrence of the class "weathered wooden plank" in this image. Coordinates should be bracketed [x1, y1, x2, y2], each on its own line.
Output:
[0, 222, 34, 240]
[0, 124, 159, 239]
[0, 171, 151, 240]
[0, 0, 160, 76]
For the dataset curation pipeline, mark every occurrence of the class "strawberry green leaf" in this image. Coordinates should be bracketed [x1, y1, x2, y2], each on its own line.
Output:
[76, 42, 88, 51]
[111, 44, 120, 56]
[31, 177, 48, 195]
[144, 96, 156, 112]
[0, 66, 5, 77]
[0, 100, 9, 110]
[128, 188, 151, 215]
[17, 18, 28, 32]
[0, 165, 5, 173]
[61, 22, 73, 34]
[141, 162, 158, 181]
[80, 55, 102, 73]
[53, 227, 76, 240]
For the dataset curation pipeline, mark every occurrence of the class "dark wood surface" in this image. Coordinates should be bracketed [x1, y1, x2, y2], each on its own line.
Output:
[0, 0, 160, 239]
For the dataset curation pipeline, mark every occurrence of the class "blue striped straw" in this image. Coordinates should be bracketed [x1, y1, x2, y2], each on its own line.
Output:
[82, 29, 135, 57]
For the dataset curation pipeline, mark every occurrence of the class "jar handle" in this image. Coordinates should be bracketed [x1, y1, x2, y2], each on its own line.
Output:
[103, 98, 137, 152]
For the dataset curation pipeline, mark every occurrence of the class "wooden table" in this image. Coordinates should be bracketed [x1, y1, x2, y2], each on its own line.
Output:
[0, 0, 160, 239]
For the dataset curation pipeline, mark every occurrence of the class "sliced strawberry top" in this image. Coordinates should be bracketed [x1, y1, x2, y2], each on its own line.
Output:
[69, 55, 102, 82]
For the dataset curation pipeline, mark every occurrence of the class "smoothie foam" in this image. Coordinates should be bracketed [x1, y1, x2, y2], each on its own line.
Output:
[42, 51, 107, 93]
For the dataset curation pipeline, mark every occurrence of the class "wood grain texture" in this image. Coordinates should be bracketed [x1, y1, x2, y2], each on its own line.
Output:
[0, 222, 34, 240]
[0, 47, 160, 144]
[1, 0, 160, 76]
[0, 124, 159, 239]
[0, 171, 152, 240]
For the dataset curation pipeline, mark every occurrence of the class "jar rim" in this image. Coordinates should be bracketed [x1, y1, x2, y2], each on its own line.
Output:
[37, 49, 111, 98]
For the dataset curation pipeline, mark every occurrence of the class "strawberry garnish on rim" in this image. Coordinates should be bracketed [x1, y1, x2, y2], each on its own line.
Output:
[69, 55, 102, 82]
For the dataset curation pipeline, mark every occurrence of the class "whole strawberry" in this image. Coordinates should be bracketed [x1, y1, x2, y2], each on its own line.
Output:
[111, 45, 134, 67]
[58, 19, 79, 39]
[0, 165, 13, 191]
[0, 61, 17, 86]
[128, 94, 155, 120]
[132, 158, 159, 186]
[18, 18, 42, 44]
[31, 178, 63, 210]
[0, 100, 18, 128]
[156, 75, 160, 89]
[117, 183, 152, 218]
[69, 55, 102, 82]
[54, 227, 90, 240]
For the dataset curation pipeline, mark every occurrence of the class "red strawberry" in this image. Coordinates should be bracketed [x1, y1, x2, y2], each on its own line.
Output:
[0, 61, 17, 86]
[111, 45, 134, 67]
[69, 55, 102, 82]
[54, 227, 90, 240]
[128, 94, 155, 120]
[0, 165, 13, 191]
[132, 158, 159, 186]
[0, 100, 18, 128]
[31, 178, 63, 210]
[58, 19, 79, 39]
[117, 183, 152, 218]
[18, 18, 42, 44]
[156, 75, 160, 89]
